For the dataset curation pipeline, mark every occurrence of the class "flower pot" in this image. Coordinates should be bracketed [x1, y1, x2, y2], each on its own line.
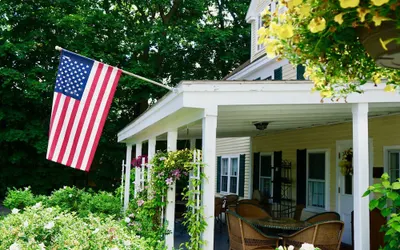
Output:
[358, 21, 400, 69]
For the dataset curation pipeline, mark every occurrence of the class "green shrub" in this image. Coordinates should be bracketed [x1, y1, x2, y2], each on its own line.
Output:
[3, 187, 37, 209]
[89, 191, 121, 218]
[0, 205, 151, 249]
[364, 173, 400, 250]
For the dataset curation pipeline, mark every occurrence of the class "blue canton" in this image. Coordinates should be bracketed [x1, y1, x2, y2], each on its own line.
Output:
[55, 50, 94, 100]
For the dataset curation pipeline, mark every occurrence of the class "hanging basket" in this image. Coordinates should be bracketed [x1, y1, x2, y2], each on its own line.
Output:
[358, 21, 400, 69]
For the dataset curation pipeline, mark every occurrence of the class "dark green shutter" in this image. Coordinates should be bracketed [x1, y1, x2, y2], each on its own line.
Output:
[296, 149, 307, 205]
[297, 64, 306, 80]
[273, 151, 282, 203]
[217, 156, 222, 193]
[195, 139, 202, 150]
[253, 153, 260, 192]
[239, 154, 246, 197]
[274, 67, 282, 80]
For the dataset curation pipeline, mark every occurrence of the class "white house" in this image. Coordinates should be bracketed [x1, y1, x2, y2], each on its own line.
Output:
[117, 1, 400, 250]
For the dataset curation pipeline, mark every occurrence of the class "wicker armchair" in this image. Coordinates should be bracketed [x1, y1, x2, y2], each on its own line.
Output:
[305, 212, 340, 224]
[215, 197, 224, 231]
[282, 220, 344, 250]
[236, 203, 272, 219]
[226, 211, 281, 250]
[237, 199, 260, 205]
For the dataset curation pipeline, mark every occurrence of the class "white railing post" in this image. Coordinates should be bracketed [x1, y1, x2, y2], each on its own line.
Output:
[121, 160, 125, 211]
[134, 143, 142, 198]
[123, 144, 133, 213]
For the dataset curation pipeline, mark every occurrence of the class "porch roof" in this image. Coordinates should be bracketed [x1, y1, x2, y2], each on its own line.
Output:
[117, 80, 400, 143]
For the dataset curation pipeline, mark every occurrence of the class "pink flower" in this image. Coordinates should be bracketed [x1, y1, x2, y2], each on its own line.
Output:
[137, 199, 144, 206]
[171, 169, 181, 180]
[166, 177, 173, 185]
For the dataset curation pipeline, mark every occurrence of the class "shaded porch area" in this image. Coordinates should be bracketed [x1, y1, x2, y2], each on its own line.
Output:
[118, 80, 400, 250]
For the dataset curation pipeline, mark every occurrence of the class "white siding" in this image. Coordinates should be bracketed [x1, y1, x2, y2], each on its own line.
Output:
[283, 63, 297, 80]
[250, 0, 268, 62]
[216, 137, 251, 199]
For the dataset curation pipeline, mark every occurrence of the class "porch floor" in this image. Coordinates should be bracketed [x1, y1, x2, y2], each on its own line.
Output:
[174, 220, 354, 250]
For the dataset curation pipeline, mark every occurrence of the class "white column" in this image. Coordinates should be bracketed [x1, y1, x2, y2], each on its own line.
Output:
[123, 144, 133, 212]
[148, 138, 156, 197]
[352, 103, 370, 250]
[202, 107, 218, 250]
[165, 130, 178, 250]
[134, 143, 142, 198]
[190, 138, 197, 150]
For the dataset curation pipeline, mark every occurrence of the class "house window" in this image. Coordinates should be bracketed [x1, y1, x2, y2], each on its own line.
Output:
[260, 154, 273, 199]
[307, 151, 327, 209]
[257, 15, 265, 52]
[388, 150, 400, 183]
[221, 156, 240, 194]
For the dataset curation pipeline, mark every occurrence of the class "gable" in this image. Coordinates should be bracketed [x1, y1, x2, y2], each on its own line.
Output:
[246, 0, 268, 22]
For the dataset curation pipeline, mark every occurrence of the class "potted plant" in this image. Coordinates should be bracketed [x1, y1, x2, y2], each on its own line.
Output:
[258, 0, 400, 99]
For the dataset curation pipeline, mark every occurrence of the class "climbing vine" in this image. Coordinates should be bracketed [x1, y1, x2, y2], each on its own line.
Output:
[127, 149, 207, 250]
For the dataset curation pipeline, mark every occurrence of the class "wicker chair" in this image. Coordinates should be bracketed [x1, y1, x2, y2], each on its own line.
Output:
[215, 197, 224, 230]
[305, 212, 340, 224]
[236, 203, 272, 219]
[283, 220, 344, 250]
[226, 211, 281, 250]
[293, 204, 305, 221]
[237, 199, 260, 205]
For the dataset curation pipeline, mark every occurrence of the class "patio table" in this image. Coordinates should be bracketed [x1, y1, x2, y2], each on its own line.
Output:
[246, 217, 310, 234]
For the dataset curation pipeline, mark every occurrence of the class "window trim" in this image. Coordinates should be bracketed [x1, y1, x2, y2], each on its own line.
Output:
[305, 149, 330, 212]
[384, 146, 400, 181]
[259, 152, 274, 199]
[256, 14, 265, 53]
[220, 154, 240, 195]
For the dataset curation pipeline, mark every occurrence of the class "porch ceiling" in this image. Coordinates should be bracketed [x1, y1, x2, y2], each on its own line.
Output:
[173, 103, 400, 139]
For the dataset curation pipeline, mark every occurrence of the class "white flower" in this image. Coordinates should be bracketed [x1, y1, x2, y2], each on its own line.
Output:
[44, 221, 54, 230]
[110, 247, 119, 250]
[69, 194, 72, 198]
[38, 243, 46, 250]
[92, 228, 99, 234]
[124, 217, 131, 223]
[23, 221, 29, 227]
[288, 246, 295, 250]
[300, 243, 316, 250]
[11, 208, 19, 214]
[46, 208, 53, 213]
[24, 187, 29, 191]
[63, 186, 67, 189]
[9, 243, 21, 250]
[32, 202, 42, 209]
[278, 246, 284, 250]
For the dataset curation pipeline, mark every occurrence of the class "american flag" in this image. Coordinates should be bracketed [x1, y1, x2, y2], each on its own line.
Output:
[47, 50, 121, 171]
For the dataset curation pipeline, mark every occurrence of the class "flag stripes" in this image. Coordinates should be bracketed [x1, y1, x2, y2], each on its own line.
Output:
[47, 58, 121, 171]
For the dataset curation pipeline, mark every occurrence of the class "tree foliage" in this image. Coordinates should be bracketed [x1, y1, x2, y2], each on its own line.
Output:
[0, 0, 250, 196]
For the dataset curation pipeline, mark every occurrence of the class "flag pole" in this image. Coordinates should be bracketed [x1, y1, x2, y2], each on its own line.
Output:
[55, 46, 173, 91]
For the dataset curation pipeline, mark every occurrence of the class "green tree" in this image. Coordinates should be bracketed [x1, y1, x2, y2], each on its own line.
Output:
[0, 0, 249, 196]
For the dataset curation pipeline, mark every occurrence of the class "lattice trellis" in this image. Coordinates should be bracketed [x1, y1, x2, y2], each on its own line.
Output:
[134, 157, 148, 198]
[189, 149, 202, 221]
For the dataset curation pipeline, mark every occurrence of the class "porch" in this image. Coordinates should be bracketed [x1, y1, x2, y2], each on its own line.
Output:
[118, 80, 400, 250]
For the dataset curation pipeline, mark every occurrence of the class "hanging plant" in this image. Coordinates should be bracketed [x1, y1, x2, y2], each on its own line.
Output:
[339, 148, 353, 176]
[127, 149, 207, 250]
[258, 0, 400, 99]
